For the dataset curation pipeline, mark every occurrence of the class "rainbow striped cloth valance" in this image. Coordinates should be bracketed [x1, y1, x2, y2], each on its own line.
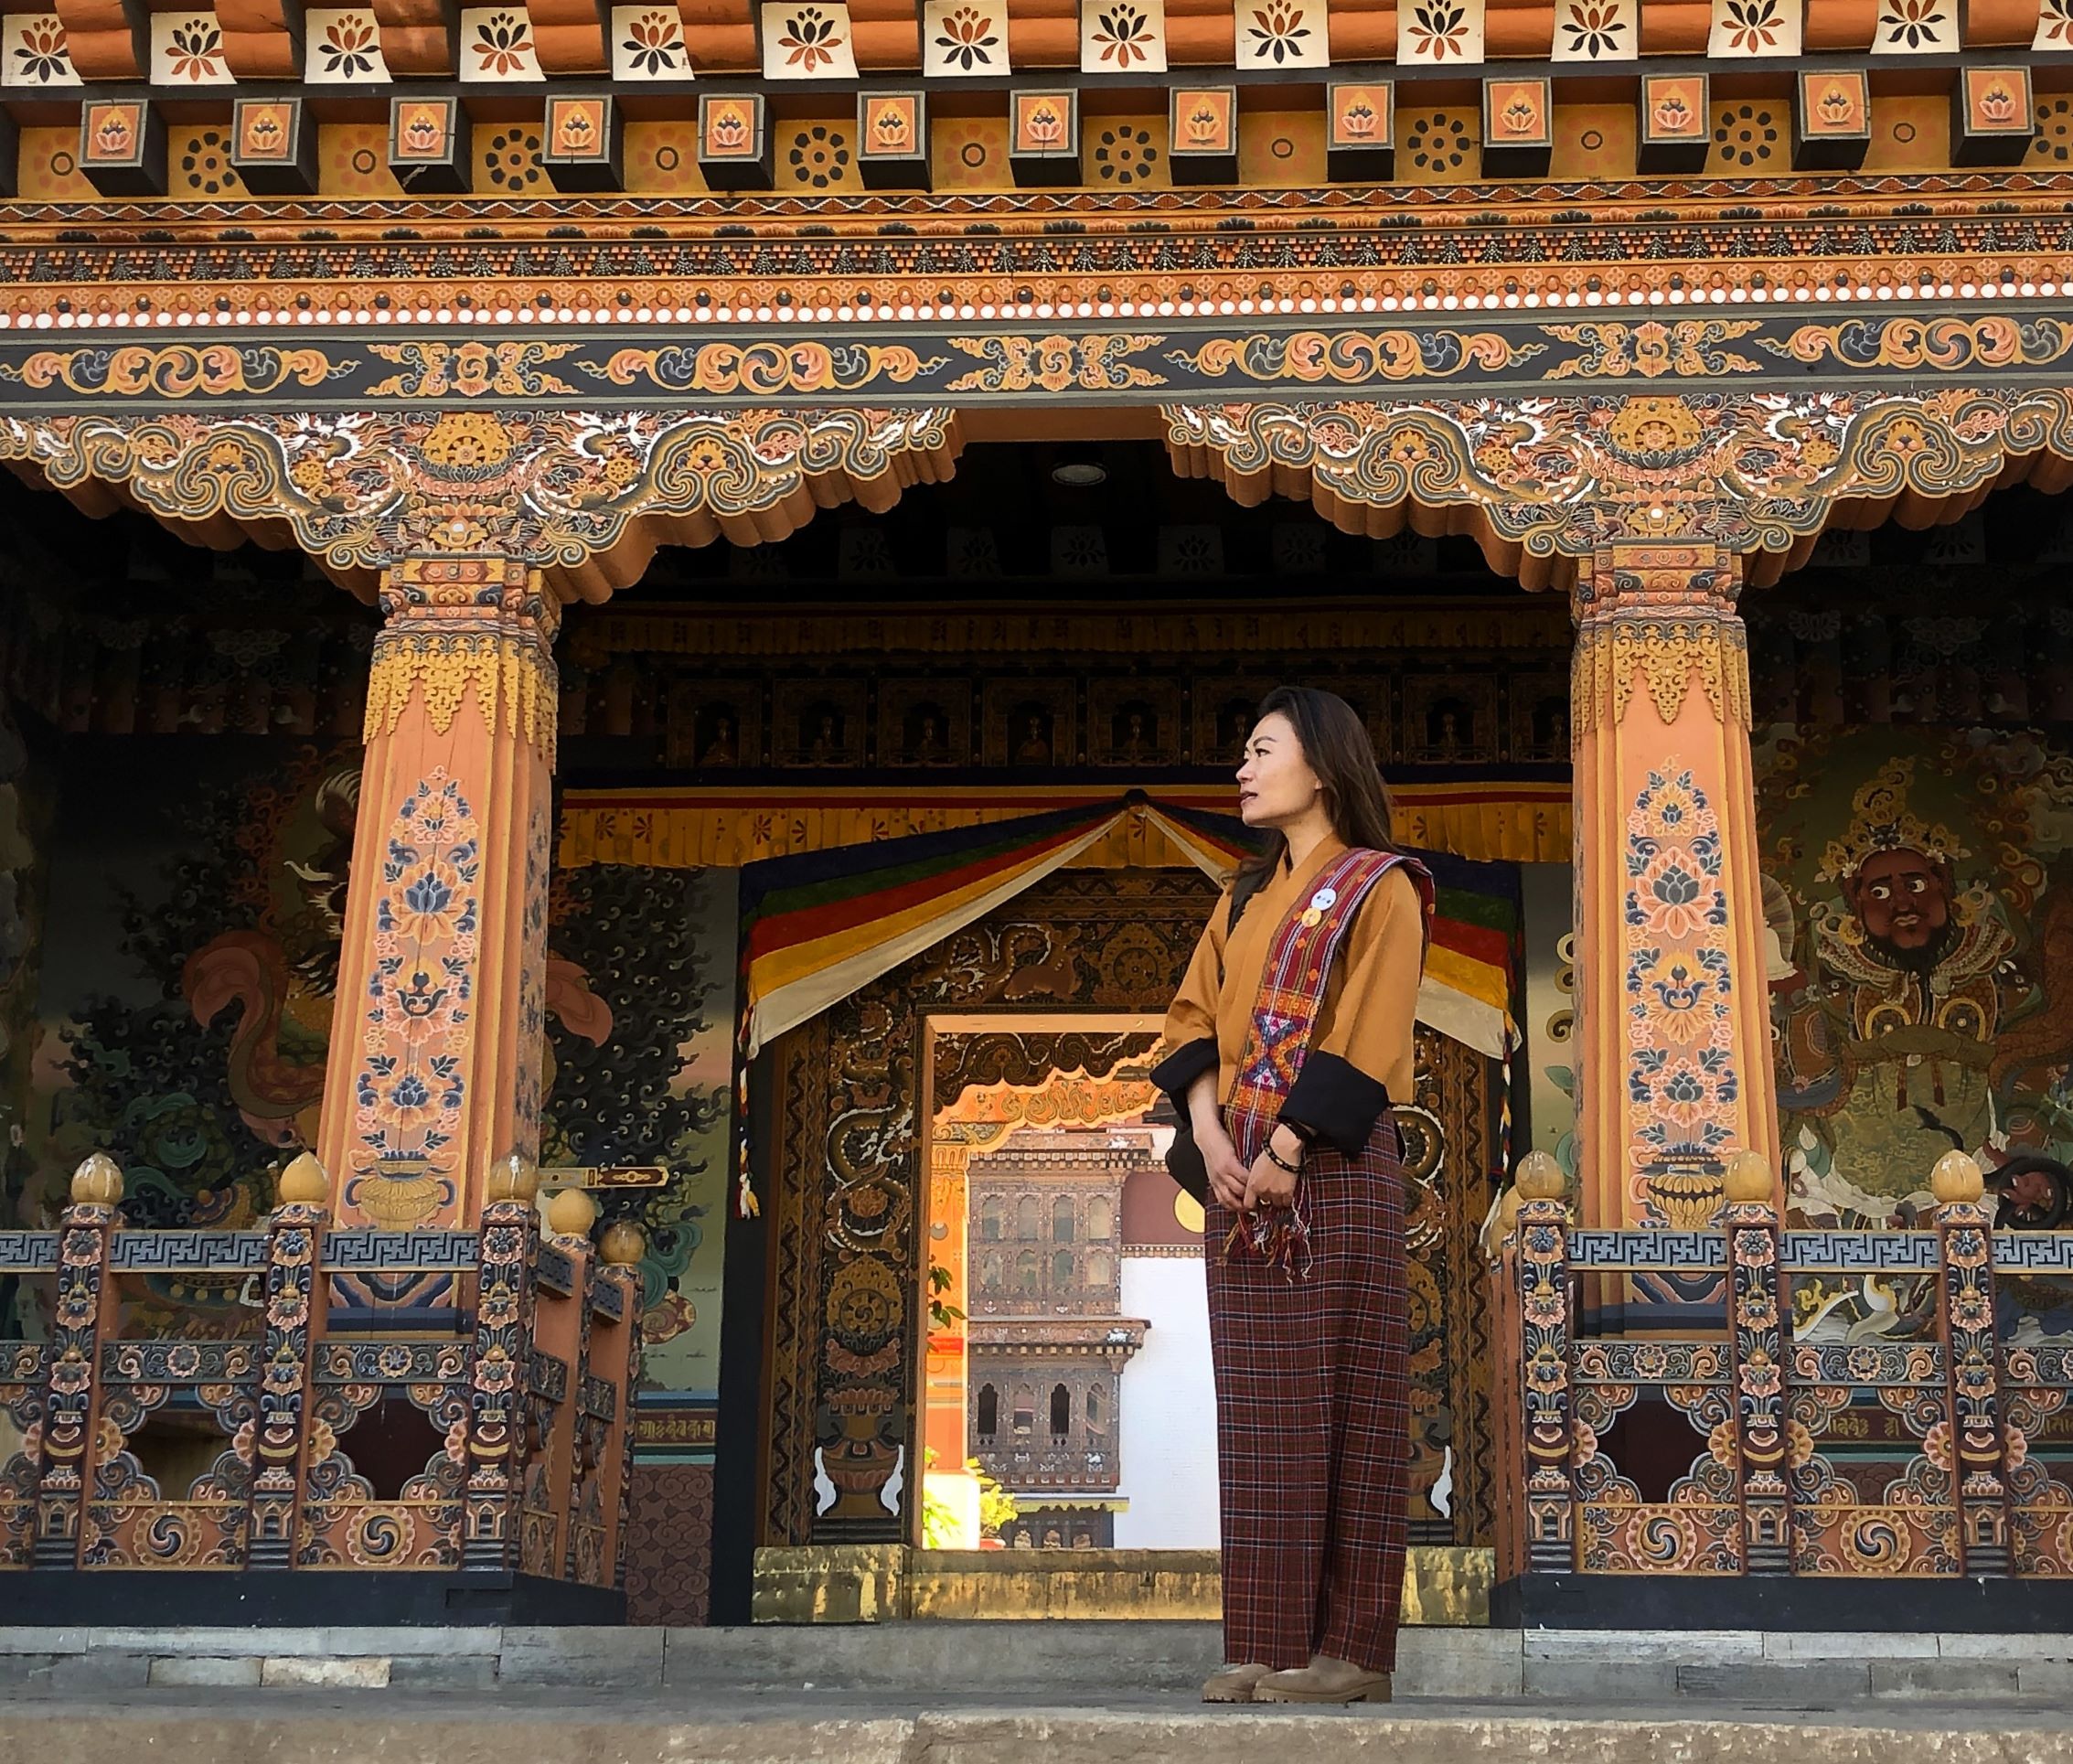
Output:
[738, 795, 1520, 1061]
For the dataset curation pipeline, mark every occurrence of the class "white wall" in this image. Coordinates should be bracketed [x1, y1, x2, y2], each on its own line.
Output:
[1113, 1255, 1221, 1549]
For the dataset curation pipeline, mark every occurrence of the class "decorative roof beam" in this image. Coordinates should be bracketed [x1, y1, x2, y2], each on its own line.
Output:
[371, 0, 455, 74]
[526, 0, 606, 70]
[50, 0, 145, 80]
[219, 0, 304, 78]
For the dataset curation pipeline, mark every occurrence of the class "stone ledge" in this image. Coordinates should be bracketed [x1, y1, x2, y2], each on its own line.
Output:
[0, 1628, 503, 1659]
[1526, 1630, 1766, 1663]
[0, 1624, 2065, 1703]
[1675, 1663, 1874, 1702]
[146, 1659, 263, 1689]
[1871, 1663, 2025, 1698]
[258, 1658, 390, 1690]
[1766, 1631, 1940, 1661]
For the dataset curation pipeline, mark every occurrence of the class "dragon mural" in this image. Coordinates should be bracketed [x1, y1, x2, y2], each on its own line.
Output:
[37, 750, 625, 1332]
[32, 743, 731, 1368]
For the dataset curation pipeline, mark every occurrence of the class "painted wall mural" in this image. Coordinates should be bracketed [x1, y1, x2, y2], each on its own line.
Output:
[539, 860, 736, 1398]
[538, 860, 736, 1627]
[32, 743, 356, 1328]
[1518, 861, 1578, 1184]
[16, 745, 735, 1369]
[1759, 725, 2073, 1334]
[0, 712, 50, 1341]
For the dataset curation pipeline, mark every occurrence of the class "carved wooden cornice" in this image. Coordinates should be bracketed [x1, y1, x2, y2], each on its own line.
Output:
[1571, 541, 1751, 732]
[5, 311, 2073, 414]
[5, 387, 2073, 594]
[17, 0, 2049, 87]
[1166, 386, 2073, 586]
[2, 176, 2071, 329]
[0, 405, 965, 597]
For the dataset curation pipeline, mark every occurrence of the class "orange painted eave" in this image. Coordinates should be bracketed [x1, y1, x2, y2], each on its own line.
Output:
[33, 0, 2058, 81]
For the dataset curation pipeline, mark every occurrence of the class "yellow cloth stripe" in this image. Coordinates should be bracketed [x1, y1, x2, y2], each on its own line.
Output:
[1424, 943, 1512, 1013]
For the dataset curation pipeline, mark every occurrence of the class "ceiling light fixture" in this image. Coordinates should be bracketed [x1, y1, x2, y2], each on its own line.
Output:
[1050, 444, 1108, 488]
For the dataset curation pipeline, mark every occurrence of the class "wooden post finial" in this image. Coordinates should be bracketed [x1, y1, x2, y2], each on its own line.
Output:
[1930, 1149, 1984, 1206]
[1722, 1149, 1774, 1205]
[1513, 1149, 1565, 1203]
[487, 1151, 541, 1205]
[277, 1151, 330, 1207]
[70, 1152, 123, 1208]
[547, 1185, 598, 1238]
[599, 1220, 646, 1267]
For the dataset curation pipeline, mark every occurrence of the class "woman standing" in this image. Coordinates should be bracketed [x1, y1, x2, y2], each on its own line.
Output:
[1152, 686, 1431, 1706]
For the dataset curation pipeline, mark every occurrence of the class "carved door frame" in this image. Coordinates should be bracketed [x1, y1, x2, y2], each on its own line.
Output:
[755, 866, 1500, 1549]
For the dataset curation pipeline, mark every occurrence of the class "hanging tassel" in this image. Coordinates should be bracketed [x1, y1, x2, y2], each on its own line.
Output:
[1222, 1181, 1313, 1283]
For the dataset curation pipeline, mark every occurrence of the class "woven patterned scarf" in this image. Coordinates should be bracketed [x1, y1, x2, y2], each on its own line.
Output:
[1224, 846, 1430, 1278]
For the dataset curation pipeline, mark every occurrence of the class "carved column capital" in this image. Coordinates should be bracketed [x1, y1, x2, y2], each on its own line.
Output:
[1571, 539, 1750, 737]
[366, 556, 561, 764]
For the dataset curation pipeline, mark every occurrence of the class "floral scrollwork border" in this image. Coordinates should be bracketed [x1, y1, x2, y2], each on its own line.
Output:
[0, 406, 965, 595]
[1159, 387, 2073, 587]
[2, 390, 2073, 592]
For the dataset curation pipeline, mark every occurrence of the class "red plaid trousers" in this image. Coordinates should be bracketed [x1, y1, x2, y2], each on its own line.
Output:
[1204, 1117, 1411, 1674]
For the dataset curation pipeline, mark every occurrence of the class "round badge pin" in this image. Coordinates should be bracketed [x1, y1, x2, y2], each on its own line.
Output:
[1309, 886, 1337, 913]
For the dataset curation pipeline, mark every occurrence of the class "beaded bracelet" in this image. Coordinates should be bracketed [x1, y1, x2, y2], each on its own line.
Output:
[1263, 1140, 1303, 1176]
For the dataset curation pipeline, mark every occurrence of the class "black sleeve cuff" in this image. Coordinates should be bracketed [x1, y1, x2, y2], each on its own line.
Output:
[1149, 1036, 1219, 1105]
[1281, 1053, 1391, 1158]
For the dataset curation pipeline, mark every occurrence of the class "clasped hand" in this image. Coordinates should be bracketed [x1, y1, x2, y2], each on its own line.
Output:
[1196, 1121, 1299, 1213]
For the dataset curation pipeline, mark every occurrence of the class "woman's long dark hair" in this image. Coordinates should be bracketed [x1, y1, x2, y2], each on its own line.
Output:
[1236, 686, 1398, 882]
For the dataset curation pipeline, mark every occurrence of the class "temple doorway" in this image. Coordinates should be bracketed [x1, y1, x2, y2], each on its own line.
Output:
[753, 862, 1510, 1573]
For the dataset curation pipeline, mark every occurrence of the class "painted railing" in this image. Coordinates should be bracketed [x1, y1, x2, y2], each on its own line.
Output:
[1492, 1153, 2073, 1583]
[0, 1152, 641, 1586]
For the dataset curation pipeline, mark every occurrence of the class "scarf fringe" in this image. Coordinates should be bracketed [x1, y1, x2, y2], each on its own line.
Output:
[1222, 1180, 1314, 1283]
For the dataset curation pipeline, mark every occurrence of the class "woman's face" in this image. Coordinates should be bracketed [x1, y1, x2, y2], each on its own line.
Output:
[1236, 711, 1321, 828]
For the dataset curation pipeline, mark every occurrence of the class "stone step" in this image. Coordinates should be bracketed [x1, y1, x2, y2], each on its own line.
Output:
[2, 1701, 2072, 1764]
[0, 1623, 2069, 1701]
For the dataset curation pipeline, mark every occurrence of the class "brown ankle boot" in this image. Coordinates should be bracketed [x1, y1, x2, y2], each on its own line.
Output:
[1201, 1662, 1274, 1703]
[1252, 1655, 1393, 1705]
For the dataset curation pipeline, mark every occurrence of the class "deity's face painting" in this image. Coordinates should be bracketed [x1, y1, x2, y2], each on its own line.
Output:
[1846, 848, 1949, 952]
[1236, 711, 1321, 829]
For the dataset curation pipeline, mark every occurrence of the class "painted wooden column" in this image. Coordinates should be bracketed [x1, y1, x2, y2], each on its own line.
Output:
[1571, 540, 1779, 1316]
[315, 556, 559, 1293]
[1930, 1151, 2011, 1575]
[1721, 1152, 1790, 1574]
[31, 1154, 123, 1567]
